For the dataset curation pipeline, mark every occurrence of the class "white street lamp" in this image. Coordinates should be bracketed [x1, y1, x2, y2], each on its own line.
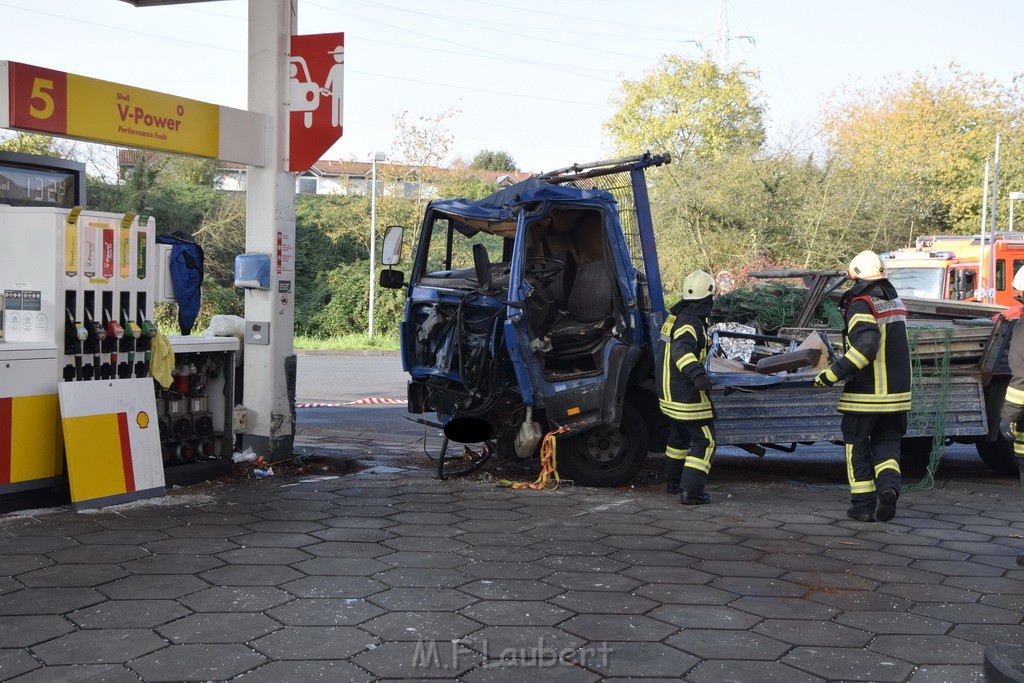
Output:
[1010, 191, 1024, 233]
[368, 151, 386, 339]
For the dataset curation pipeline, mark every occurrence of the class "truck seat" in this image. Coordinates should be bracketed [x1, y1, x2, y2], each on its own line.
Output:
[545, 260, 615, 360]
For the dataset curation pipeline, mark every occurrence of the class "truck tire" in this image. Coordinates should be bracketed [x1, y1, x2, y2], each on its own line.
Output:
[558, 403, 649, 487]
[975, 438, 1021, 477]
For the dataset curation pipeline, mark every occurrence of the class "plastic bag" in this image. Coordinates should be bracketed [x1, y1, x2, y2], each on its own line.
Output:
[204, 315, 245, 339]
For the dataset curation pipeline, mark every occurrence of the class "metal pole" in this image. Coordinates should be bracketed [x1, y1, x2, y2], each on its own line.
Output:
[980, 159, 989, 298]
[990, 134, 1001, 304]
[369, 154, 377, 339]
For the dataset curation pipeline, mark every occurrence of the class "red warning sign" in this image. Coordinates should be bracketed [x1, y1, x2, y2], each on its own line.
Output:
[288, 32, 345, 172]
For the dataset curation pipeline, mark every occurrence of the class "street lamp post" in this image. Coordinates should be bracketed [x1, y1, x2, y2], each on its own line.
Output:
[1010, 191, 1024, 233]
[368, 152, 386, 339]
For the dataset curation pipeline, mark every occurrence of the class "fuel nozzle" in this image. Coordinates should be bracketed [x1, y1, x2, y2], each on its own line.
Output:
[65, 307, 88, 381]
[120, 311, 142, 379]
[137, 320, 158, 378]
[88, 320, 105, 380]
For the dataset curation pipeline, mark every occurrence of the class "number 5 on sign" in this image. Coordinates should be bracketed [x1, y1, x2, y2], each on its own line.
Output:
[7, 62, 68, 135]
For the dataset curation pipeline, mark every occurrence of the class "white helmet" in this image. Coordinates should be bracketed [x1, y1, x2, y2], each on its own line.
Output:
[848, 250, 885, 280]
[1013, 265, 1024, 292]
[682, 270, 716, 300]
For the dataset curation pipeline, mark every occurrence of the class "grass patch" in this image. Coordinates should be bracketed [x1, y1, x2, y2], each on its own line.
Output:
[294, 333, 400, 351]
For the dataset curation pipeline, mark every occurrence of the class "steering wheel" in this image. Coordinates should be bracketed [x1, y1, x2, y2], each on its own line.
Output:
[525, 256, 565, 280]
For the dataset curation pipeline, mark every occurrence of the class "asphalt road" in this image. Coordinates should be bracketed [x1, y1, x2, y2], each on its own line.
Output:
[293, 353, 1014, 488]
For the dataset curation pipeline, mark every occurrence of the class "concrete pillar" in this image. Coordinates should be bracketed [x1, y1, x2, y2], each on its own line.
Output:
[242, 0, 296, 460]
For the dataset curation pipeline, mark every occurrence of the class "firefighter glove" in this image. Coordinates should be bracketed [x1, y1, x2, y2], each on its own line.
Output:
[692, 373, 714, 392]
[813, 368, 840, 388]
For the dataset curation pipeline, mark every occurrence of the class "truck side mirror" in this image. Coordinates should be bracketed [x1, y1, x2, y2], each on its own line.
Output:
[381, 225, 405, 266]
[379, 269, 404, 289]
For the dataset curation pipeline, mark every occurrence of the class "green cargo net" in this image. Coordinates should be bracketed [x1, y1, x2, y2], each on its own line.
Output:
[710, 282, 845, 331]
[905, 326, 952, 492]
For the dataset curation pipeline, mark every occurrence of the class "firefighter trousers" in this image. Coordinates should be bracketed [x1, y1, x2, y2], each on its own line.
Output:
[665, 419, 716, 493]
[841, 412, 906, 512]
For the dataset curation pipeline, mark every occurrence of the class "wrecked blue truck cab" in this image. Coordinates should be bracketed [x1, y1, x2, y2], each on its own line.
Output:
[389, 154, 672, 486]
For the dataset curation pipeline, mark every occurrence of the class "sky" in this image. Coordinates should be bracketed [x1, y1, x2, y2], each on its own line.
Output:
[0, 0, 1021, 174]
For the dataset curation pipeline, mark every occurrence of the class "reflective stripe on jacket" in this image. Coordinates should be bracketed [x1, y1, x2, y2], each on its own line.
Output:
[655, 312, 713, 421]
[835, 294, 912, 414]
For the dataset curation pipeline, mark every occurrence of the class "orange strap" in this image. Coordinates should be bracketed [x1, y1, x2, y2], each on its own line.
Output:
[509, 425, 571, 490]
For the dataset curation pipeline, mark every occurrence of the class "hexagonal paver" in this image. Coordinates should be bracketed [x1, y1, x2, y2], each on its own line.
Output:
[33, 629, 165, 664]
[68, 599, 190, 629]
[541, 572, 642, 592]
[584, 641, 697, 678]
[868, 634, 987, 664]
[459, 600, 571, 626]
[0, 537, 77, 555]
[129, 643, 267, 681]
[157, 612, 280, 643]
[0, 587, 104, 615]
[458, 579, 561, 601]
[233, 660, 372, 682]
[667, 629, 790, 660]
[782, 646, 914, 681]
[251, 626, 373, 659]
[143, 537, 239, 554]
[752, 619, 871, 647]
[291, 557, 391, 576]
[98, 574, 209, 600]
[267, 598, 384, 625]
[46, 544, 150, 564]
[649, 605, 761, 630]
[461, 561, 553, 580]
[686, 659, 822, 683]
[560, 614, 676, 642]
[911, 602, 1022, 625]
[730, 596, 837, 620]
[378, 551, 470, 569]
[0, 615, 75, 647]
[178, 586, 293, 612]
[6, 664, 141, 682]
[74, 529, 168, 545]
[0, 649, 41, 679]
[361, 611, 482, 640]
[119, 554, 225, 574]
[373, 568, 471, 588]
[351, 640, 474, 679]
[551, 591, 658, 614]
[835, 610, 951, 635]
[215, 547, 313, 565]
[633, 583, 737, 606]
[280, 575, 387, 599]
[199, 564, 304, 586]
[16, 564, 128, 587]
[370, 588, 476, 611]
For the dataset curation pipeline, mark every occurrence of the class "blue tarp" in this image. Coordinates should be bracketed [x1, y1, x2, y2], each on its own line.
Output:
[156, 232, 204, 335]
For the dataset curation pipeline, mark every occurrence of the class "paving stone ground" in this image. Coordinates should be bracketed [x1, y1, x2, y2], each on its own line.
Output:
[0, 436, 1022, 682]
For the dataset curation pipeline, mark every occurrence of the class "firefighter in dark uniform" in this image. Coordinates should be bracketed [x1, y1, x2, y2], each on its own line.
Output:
[998, 266, 1024, 568]
[815, 251, 911, 522]
[657, 270, 717, 505]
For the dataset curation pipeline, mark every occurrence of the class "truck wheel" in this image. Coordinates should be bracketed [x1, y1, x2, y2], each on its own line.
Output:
[975, 438, 1021, 477]
[557, 403, 649, 487]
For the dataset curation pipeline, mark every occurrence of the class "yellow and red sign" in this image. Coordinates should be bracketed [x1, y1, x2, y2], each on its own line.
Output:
[0, 394, 63, 488]
[8, 62, 219, 158]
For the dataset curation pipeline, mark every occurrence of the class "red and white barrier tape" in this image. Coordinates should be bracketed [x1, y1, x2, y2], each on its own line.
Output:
[295, 397, 408, 408]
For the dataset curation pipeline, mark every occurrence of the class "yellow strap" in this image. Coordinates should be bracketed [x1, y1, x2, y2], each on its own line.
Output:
[497, 426, 573, 491]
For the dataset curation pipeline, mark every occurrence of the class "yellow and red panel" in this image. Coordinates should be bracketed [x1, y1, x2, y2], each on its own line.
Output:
[0, 393, 63, 488]
[58, 378, 164, 510]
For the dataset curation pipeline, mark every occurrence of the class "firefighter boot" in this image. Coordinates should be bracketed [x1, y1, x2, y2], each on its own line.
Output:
[875, 488, 898, 522]
[664, 457, 685, 494]
[847, 493, 876, 522]
[678, 468, 710, 505]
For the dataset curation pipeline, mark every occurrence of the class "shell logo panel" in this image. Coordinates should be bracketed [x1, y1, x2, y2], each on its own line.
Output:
[58, 377, 164, 511]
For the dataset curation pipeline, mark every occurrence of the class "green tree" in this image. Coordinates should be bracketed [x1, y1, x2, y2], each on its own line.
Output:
[0, 131, 76, 158]
[604, 55, 766, 163]
[821, 64, 1024, 235]
[470, 149, 518, 171]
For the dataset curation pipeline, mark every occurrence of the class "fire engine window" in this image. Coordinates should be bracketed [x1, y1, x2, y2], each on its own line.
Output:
[1014, 260, 1024, 285]
[997, 260, 1005, 290]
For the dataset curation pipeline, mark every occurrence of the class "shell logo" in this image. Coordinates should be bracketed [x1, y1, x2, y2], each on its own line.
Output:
[136, 411, 150, 429]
